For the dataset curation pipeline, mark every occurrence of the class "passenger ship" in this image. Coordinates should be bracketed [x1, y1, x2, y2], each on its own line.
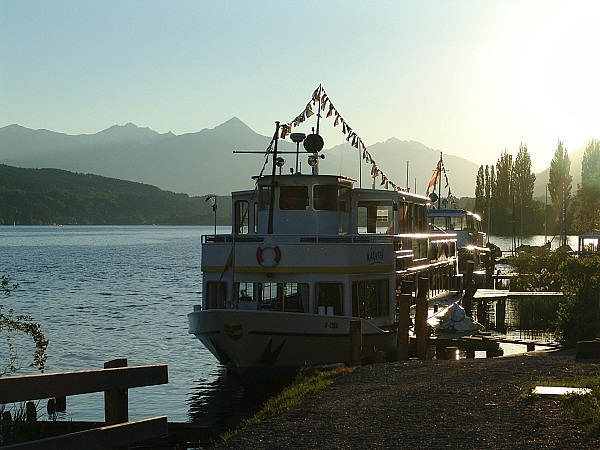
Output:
[188, 89, 460, 381]
[425, 152, 489, 272]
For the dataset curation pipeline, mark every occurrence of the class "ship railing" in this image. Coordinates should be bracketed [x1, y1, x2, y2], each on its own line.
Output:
[203, 234, 395, 245]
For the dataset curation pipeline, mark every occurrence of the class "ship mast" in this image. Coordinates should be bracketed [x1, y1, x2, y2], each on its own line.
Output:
[437, 152, 442, 210]
[267, 121, 280, 235]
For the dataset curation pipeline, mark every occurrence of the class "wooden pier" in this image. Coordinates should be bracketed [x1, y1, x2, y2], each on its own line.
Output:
[428, 332, 562, 360]
[473, 289, 564, 300]
[0, 359, 212, 448]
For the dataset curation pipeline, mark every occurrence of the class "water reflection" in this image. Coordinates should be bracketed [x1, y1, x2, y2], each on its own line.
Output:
[187, 366, 294, 437]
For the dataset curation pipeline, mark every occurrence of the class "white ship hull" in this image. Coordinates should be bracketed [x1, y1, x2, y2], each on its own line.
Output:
[188, 309, 396, 380]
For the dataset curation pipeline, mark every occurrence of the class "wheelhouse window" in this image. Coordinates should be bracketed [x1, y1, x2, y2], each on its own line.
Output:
[258, 186, 271, 211]
[279, 186, 309, 210]
[430, 215, 466, 231]
[316, 283, 343, 315]
[253, 202, 258, 233]
[314, 185, 347, 211]
[234, 200, 249, 235]
[352, 279, 389, 318]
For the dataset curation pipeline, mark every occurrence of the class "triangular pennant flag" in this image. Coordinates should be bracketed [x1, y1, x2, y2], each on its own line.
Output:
[313, 86, 321, 101]
[326, 104, 334, 118]
[306, 104, 314, 117]
[321, 94, 328, 110]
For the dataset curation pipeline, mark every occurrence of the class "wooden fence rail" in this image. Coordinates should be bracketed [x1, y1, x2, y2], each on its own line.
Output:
[0, 359, 170, 448]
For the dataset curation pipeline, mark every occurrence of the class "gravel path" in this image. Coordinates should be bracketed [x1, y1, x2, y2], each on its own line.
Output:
[218, 350, 600, 449]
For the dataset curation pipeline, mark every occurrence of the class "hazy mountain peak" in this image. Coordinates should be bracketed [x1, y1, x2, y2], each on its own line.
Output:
[212, 116, 254, 133]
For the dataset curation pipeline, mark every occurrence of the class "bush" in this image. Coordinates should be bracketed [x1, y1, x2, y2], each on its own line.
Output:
[1, 276, 48, 376]
[509, 247, 567, 292]
[554, 255, 600, 346]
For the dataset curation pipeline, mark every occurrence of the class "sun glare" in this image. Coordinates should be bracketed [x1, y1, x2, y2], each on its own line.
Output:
[518, 2, 600, 150]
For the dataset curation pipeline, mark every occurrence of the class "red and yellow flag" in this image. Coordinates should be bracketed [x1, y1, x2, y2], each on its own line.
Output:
[426, 163, 440, 195]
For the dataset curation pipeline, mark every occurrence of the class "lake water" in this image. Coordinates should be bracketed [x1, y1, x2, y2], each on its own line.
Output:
[0, 225, 284, 433]
[488, 234, 579, 254]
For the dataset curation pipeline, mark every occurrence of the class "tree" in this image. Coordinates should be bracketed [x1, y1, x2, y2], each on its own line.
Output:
[474, 166, 485, 215]
[581, 139, 600, 189]
[548, 140, 572, 246]
[474, 164, 498, 234]
[572, 139, 600, 233]
[555, 255, 600, 346]
[511, 143, 536, 237]
[492, 151, 513, 235]
[486, 165, 495, 235]
[1, 275, 48, 376]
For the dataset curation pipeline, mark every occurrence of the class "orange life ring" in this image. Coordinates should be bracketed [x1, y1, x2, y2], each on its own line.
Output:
[256, 244, 281, 267]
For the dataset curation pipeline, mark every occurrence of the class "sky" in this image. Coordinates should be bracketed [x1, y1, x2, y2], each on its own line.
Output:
[1, 0, 600, 172]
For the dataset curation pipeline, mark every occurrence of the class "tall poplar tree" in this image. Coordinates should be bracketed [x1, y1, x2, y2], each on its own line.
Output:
[493, 151, 513, 234]
[475, 165, 485, 215]
[511, 143, 536, 238]
[485, 165, 493, 235]
[548, 140, 572, 246]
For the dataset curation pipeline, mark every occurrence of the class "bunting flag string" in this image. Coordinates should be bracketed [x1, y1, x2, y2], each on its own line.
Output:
[280, 84, 405, 192]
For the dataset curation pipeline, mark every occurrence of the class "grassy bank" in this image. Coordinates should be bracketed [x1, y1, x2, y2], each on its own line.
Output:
[220, 365, 354, 442]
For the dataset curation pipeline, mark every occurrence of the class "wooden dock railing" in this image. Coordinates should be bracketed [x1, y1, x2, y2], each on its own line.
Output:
[0, 359, 169, 449]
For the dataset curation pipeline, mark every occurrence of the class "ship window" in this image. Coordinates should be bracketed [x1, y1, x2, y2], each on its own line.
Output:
[314, 185, 346, 211]
[316, 283, 343, 315]
[258, 186, 271, 211]
[352, 279, 389, 318]
[253, 202, 258, 233]
[279, 186, 308, 210]
[397, 202, 409, 233]
[358, 201, 393, 234]
[256, 282, 308, 312]
[205, 281, 228, 310]
[234, 200, 249, 235]
[235, 282, 255, 300]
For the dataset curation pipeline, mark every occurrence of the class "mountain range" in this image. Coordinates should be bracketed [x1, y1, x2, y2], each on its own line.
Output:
[0, 118, 584, 198]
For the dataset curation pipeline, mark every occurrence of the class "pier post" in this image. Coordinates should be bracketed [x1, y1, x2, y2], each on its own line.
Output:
[416, 276, 429, 360]
[463, 260, 475, 316]
[349, 320, 362, 367]
[495, 299, 506, 333]
[484, 249, 495, 289]
[396, 293, 411, 361]
[476, 298, 488, 328]
[104, 358, 128, 425]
